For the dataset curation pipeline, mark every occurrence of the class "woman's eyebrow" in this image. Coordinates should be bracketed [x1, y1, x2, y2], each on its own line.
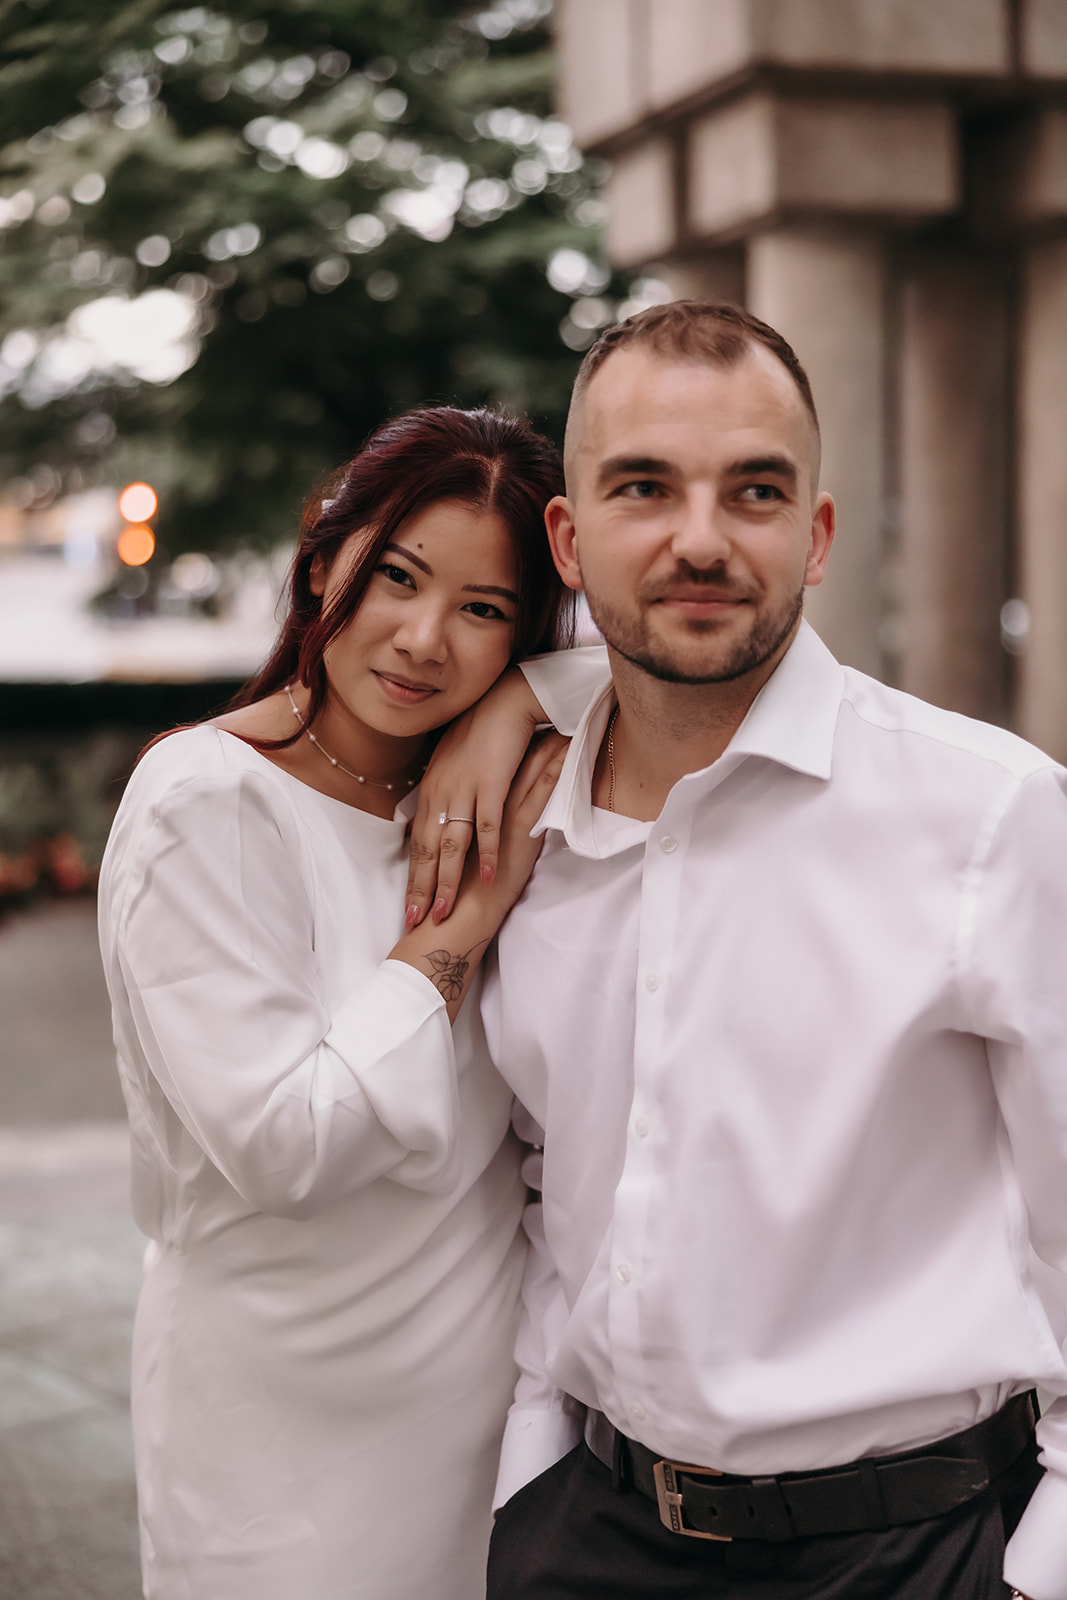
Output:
[385, 542, 517, 605]
[384, 540, 431, 575]
[464, 583, 519, 604]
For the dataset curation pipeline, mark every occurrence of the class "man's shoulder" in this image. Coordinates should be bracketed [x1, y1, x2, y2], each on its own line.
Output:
[837, 667, 1060, 784]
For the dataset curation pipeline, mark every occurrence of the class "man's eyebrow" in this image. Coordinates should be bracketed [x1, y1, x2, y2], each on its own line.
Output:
[595, 455, 677, 487]
[727, 454, 798, 484]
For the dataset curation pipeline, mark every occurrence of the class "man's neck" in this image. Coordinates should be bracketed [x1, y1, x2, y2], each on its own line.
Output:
[594, 638, 791, 822]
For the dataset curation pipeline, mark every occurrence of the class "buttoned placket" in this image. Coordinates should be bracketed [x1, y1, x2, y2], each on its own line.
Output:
[605, 757, 747, 1433]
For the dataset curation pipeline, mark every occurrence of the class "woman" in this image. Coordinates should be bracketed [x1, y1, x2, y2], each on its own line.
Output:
[97, 406, 574, 1600]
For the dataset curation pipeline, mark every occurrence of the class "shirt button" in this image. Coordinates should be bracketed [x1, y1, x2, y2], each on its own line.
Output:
[631, 1401, 646, 1423]
[645, 972, 660, 992]
[616, 1262, 632, 1284]
[634, 1116, 650, 1138]
[659, 835, 678, 853]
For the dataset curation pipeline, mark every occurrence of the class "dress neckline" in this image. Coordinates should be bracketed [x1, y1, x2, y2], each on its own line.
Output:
[210, 726, 417, 829]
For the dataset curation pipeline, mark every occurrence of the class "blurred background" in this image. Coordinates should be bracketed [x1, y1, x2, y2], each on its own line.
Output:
[2, 1, 1066, 1595]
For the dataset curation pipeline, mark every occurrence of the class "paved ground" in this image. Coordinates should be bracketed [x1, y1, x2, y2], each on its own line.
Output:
[0, 899, 124, 1125]
[0, 899, 142, 1600]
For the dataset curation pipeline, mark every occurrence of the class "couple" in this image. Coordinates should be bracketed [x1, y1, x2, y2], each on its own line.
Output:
[99, 302, 1067, 1600]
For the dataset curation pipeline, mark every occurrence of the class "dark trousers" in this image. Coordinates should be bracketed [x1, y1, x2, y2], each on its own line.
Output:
[487, 1436, 1042, 1599]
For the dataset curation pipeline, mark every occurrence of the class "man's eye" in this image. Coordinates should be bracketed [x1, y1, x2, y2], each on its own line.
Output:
[742, 484, 782, 502]
[619, 481, 662, 499]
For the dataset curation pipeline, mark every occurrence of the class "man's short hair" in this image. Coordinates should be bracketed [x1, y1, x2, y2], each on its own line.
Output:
[567, 299, 820, 456]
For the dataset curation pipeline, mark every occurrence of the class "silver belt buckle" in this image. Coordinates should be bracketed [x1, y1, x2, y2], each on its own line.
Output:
[653, 1457, 731, 1541]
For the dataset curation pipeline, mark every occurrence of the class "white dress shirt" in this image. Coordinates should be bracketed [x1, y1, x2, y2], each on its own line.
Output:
[486, 622, 1067, 1600]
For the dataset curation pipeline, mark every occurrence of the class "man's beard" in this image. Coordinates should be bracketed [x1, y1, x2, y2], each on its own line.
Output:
[586, 570, 805, 686]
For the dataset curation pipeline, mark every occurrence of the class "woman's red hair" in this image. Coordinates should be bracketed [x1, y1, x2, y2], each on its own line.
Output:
[229, 405, 574, 745]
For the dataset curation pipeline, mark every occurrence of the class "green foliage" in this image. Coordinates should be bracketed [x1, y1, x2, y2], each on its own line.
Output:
[0, 0, 616, 552]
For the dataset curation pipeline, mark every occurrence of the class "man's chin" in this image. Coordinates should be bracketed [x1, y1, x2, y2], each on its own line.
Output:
[602, 609, 802, 687]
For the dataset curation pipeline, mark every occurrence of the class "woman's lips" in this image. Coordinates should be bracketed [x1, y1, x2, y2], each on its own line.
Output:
[373, 671, 440, 704]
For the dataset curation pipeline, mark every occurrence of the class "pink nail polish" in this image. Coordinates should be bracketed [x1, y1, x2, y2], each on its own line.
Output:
[405, 904, 419, 931]
[481, 864, 495, 883]
[432, 898, 447, 923]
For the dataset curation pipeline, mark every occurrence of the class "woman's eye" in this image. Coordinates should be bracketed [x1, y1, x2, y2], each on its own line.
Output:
[377, 563, 415, 588]
[463, 600, 508, 622]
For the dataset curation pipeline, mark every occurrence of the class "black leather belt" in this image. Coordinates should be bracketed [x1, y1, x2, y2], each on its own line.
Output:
[584, 1391, 1038, 1543]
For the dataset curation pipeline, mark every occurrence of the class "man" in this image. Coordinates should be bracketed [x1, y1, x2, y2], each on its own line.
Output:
[481, 301, 1066, 1599]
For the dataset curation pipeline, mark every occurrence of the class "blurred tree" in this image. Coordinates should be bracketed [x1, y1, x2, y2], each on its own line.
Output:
[0, 0, 619, 552]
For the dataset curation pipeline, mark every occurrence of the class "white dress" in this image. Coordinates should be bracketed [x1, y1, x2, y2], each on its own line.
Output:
[97, 726, 526, 1600]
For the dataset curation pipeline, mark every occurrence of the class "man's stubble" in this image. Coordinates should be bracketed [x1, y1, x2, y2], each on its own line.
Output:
[584, 567, 805, 687]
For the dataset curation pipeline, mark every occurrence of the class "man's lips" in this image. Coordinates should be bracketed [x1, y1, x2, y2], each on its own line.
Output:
[373, 671, 440, 702]
[655, 589, 750, 609]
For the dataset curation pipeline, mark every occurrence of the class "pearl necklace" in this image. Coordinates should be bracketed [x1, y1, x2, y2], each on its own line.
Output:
[284, 683, 421, 793]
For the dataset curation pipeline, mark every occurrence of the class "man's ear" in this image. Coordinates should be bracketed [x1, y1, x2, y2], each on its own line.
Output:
[804, 493, 835, 589]
[545, 496, 583, 592]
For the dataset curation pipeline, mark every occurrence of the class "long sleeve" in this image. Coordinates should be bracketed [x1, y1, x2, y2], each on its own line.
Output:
[962, 766, 1067, 1600]
[101, 757, 460, 1221]
[492, 1109, 583, 1508]
[520, 644, 610, 736]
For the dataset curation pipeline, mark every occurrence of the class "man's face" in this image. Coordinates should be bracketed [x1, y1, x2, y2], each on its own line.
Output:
[547, 345, 834, 687]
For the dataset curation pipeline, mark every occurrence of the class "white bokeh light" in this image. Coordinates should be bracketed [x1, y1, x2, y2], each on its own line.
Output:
[295, 138, 349, 179]
[547, 248, 610, 296]
[383, 186, 460, 242]
[10, 291, 201, 404]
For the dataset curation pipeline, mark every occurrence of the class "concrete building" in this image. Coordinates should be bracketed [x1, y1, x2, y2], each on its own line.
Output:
[556, 0, 1067, 758]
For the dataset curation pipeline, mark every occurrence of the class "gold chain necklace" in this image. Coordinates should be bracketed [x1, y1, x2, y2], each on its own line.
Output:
[284, 683, 421, 793]
[606, 704, 619, 813]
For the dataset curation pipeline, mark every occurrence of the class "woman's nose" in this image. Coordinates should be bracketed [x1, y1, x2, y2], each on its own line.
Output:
[394, 603, 447, 663]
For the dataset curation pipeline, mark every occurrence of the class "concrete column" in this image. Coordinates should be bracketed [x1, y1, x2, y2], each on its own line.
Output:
[603, 137, 678, 268]
[897, 253, 1009, 721]
[1017, 239, 1067, 761]
[660, 252, 745, 305]
[747, 229, 885, 675]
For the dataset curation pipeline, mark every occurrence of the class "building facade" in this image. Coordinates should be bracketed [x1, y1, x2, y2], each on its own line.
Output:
[556, 0, 1067, 758]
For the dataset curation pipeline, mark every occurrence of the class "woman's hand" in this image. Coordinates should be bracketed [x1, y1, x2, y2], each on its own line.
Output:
[484, 728, 569, 909]
[406, 668, 549, 929]
[392, 731, 568, 1022]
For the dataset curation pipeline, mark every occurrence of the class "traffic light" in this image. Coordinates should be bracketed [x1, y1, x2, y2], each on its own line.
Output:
[117, 482, 157, 566]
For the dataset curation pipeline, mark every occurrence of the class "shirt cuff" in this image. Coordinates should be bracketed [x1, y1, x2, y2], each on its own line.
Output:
[519, 646, 610, 737]
[1003, 1465, 1067, 1600]
[493, 1404, 584, 1511]
[327, 959, 459, 1193]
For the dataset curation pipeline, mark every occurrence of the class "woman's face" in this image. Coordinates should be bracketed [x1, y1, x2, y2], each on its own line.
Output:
[312, 498, 519, 742]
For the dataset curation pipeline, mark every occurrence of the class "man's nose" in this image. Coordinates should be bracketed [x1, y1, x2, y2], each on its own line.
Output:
[670, 488, 730, 566]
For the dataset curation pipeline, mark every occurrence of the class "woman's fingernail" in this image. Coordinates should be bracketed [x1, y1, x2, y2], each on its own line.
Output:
[405, 903, 419, 931]
[432, 898, 447, 923]
[481, 864, 495, 884]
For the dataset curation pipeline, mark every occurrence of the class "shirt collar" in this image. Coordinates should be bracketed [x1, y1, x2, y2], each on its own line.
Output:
[535, 620, 845, 856]
[723, 618, 843, 781]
